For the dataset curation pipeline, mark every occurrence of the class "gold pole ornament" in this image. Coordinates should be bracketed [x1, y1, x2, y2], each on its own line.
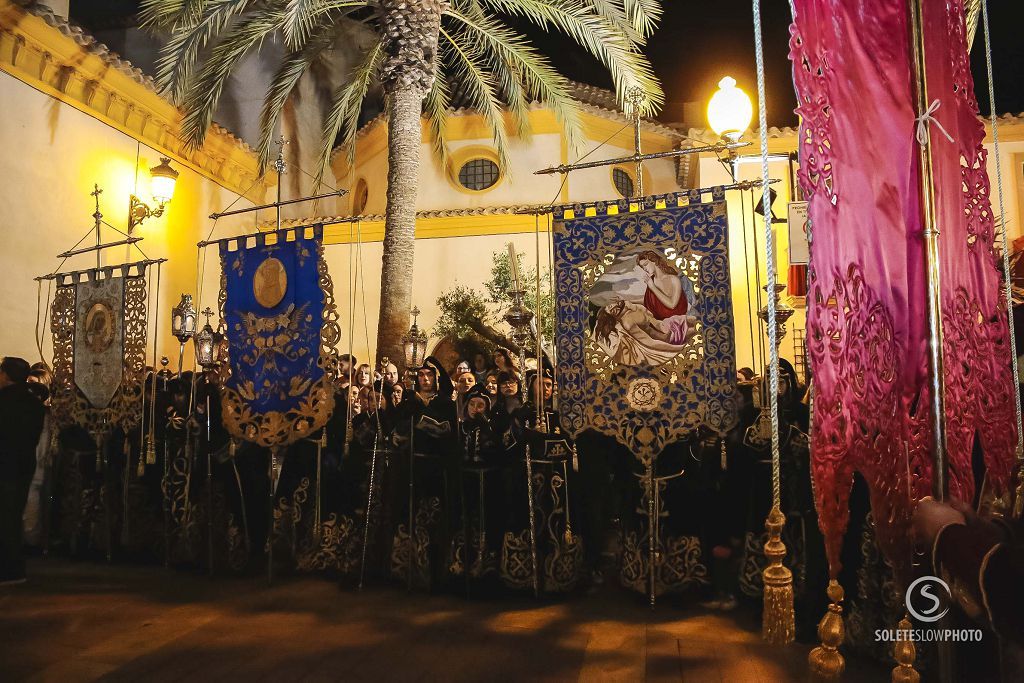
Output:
[808, 580, 845, 679]
[891, 615, 920, 683]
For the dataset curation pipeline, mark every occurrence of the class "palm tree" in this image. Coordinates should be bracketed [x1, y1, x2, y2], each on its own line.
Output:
[141, 0, 664, 364]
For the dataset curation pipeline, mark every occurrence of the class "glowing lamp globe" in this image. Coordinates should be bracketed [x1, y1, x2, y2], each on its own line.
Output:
[707, 77, 753, 143]
[150, 157, 179, 205]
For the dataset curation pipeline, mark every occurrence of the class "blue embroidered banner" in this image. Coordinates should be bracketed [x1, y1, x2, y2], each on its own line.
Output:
[553, 190, 739, 460]
[219, 225, 338, 448]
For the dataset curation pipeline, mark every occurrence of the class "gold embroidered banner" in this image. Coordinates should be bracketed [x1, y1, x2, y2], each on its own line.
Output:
[217, 224, 340, 448]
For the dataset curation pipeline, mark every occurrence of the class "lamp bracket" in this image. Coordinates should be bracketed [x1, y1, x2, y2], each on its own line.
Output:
[128, 194, 165, 234]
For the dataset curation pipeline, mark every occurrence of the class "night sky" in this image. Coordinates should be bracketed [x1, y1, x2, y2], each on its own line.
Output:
[72, 1, 1024, 127]
[535, 1, 1024, 128]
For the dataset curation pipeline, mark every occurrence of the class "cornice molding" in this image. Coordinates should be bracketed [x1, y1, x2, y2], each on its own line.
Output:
[0, 0, 268, 202]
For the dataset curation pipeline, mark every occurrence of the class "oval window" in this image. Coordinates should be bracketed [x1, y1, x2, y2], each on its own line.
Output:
[352, 178, 368, 214]
[458, 158, 500, 191]
[613, 168, 634, 198]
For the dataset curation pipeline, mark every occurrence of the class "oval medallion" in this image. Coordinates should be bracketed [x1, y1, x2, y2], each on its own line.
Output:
[626, 377, 661, 412]
[253, 257, 288, 309]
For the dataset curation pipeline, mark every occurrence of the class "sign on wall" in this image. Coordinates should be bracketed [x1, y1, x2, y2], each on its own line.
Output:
[788, 201, 810, 264]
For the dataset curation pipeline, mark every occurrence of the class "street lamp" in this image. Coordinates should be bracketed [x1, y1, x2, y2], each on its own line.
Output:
[402, 306, 429, 370]
[707, 76, 753, 144]
[171, 293, 197, 375]
[128, 157, 179, 233]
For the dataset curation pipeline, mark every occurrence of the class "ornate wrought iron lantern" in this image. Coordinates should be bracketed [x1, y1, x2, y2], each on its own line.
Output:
[194, 307, 223, 369]
[402, 306, 429, 369]
[171, 293, 197, 375]
[128, 157, 179, 233]
[758, 283, 795, 348]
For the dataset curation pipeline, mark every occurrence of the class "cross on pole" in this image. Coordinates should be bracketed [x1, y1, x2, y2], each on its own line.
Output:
[91, 184, 104, 271]
[626, 86, 646, 197]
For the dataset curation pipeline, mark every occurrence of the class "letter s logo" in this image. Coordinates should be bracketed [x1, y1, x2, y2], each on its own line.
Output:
[906, 576, 950, 623]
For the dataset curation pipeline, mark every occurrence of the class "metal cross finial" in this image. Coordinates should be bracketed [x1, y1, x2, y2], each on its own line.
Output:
[90, 184, 103, 217]
[411, 305, 421, 321]
[626, 86, 646, 118]
[273, 137, 289, 175]
[201, 306, 215, 325]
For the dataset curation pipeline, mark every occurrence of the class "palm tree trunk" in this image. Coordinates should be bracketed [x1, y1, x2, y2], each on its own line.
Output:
[377, 85, 424, 365]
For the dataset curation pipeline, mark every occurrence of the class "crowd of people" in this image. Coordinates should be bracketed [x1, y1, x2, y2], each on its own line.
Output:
[1, 346, 834, 637]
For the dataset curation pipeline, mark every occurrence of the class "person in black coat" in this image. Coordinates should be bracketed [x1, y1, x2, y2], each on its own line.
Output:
[0, 357, 46, 583]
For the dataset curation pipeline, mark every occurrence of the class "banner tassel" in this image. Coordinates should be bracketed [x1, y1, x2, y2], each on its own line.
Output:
[808, 580, 845, 679]
[761, 505, 795, 644]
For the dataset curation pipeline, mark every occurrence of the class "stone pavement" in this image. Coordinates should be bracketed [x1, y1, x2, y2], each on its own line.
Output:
[0, 559, 887, 682]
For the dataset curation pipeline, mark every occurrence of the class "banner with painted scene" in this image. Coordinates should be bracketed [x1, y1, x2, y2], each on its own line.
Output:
[217, 224, 340, 449]
[553, 188, 739, 461]
[49, 263, 150, 434]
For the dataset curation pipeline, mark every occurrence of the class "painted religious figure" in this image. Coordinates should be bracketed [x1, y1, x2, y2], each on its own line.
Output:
[553, 191, 737, 456]
[589, 250, 698, 367]
[84, 302, 115, 353]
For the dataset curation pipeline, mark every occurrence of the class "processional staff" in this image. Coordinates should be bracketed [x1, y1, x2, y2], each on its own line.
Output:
[505, 243, 540, 598]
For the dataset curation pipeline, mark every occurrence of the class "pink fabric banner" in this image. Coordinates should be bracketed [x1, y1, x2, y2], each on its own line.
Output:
[789, 0, 1016, 581]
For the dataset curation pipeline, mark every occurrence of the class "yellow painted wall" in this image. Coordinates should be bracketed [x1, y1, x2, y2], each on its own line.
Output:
[331, 109, 683, 218]
[698, 153, 805, 373]
[319, 228, 555, 365]
[984, 137, 1024, 240]
[0, 72, 256, 367]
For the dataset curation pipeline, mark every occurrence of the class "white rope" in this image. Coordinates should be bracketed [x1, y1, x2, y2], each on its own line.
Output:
[753, 0, 782, 507]
[914, 99, 955, 146]
[981, 0, 1023, 454]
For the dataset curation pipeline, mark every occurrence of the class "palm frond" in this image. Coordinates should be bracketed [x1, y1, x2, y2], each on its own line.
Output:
[586, 0, 643, 47]
[318, 40, 384, 185]
[439, 25, 511, 168]
[304, 0, 375, 24]
[965, 0, 981, 49]
[623, 0, 661, 39]
[138, 0, 187, 29]
[283, 0, 319, 49]
[257, 23, 344, 169]
[498, 59, 532, 140]
[455, 17, 530, 139]
[423, 59, 452, 170]
[446, 8, 583, 150]
[178, 9, 285, 149]
[479, 0, 664, 115]
[139, 0, 211, 30]
[152, 0, 259, 102]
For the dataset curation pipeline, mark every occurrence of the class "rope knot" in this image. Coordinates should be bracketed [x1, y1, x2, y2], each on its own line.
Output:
[915, 99, 955, 146]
